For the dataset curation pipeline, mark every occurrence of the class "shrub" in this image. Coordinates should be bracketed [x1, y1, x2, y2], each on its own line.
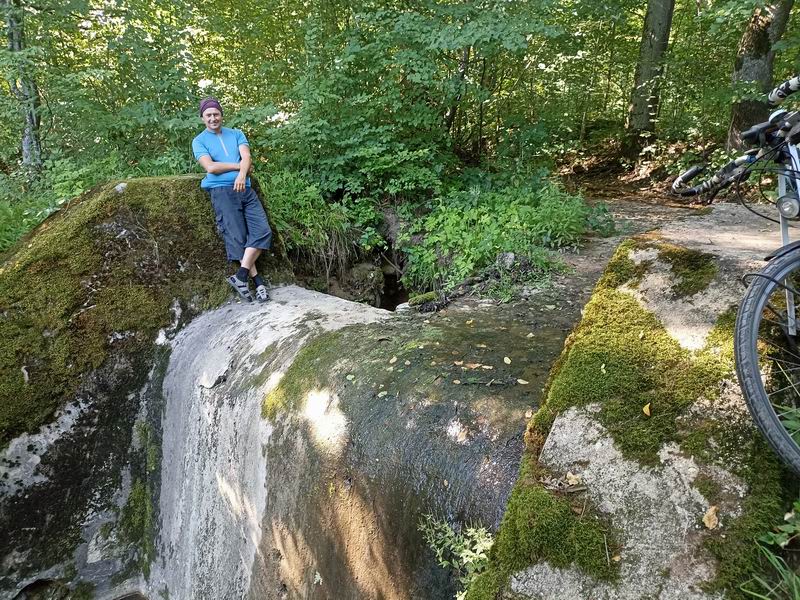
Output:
[419, 513, 494, 600]
[263, 168, 353, 280]
[400, 180, 589, 291]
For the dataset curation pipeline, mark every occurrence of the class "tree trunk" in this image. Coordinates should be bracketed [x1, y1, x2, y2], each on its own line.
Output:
[727, 0, 793, 150]
[625, 0, 675, 153]
[2, 0, 43, 175]
[444, 46, 470, 133]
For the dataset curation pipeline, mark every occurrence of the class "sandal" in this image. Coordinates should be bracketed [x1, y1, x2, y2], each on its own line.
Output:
[255, 284, 270, 303]
[227, 275, 253, 302]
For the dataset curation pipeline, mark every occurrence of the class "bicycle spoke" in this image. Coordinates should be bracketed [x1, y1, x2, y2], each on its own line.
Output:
[760, 337, 800, 363]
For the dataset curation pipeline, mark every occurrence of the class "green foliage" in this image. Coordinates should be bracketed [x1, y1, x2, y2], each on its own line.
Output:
[585, 202, 619, 238]
[263, 168, 353, 276]
[120, 479, 155, 577]
[400, 180, 588, 291]
[741, 493, 800, 600]
[742, 545, 800, 600]
[419, 514, 494, 600]
[760, 499, 800, 549]
[466, 459, 617, 599]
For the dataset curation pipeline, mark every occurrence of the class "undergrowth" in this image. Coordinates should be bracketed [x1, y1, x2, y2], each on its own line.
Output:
[399, 178, 593, 291]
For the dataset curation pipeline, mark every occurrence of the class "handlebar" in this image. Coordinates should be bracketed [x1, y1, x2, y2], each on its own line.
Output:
[671, 79, 800, 199]
[672, 153, 756, 197]
[769, 75, 800, 107]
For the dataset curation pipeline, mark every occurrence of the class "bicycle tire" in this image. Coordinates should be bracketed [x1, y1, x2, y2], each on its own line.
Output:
[735, 250, 800, 474]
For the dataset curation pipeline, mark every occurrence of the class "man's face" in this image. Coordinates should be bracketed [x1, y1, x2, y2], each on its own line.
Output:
[202, 108, 222, 133]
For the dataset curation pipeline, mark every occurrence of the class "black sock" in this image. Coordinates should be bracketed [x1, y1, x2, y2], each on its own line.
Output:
[236, 267, 249, 282]
[253, 274, 265, 288]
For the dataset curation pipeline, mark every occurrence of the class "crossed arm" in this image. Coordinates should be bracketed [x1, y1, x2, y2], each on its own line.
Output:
[198, 145, 252, 192]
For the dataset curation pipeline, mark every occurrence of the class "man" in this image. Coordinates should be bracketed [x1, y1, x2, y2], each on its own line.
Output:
[192, 97, 272, 302]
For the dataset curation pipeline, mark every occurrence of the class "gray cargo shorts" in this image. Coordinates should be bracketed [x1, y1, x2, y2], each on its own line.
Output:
[208, 186, 272, 262]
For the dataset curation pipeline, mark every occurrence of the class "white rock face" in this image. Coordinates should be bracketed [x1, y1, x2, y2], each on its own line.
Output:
[145, 286, 387, 600]
[509, 406, 745, 600]
[622, 248, 736, 351]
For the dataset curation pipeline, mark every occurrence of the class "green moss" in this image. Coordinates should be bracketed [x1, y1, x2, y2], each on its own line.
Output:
[595, 238, 648, 291]
[596, 237, 717, 299]
[465, 459, 617, 599]
[469, 241, 787, 598]
[0, 176, 289, 449]
[704, 444, 786, 599]
[693, 474, 722, 504]
[530, 287, 729, 465]
[262, 331, 343, 420]
[119, 479, 155, 578]
[135, 421, 160, 474]
[409, 291, 438, 306]
[657, 243, 717, 298]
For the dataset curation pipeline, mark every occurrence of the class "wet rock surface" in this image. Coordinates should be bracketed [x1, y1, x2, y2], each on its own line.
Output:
[133, 285, 576, 600]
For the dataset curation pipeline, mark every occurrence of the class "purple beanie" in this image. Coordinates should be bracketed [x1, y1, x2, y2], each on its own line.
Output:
[199, 97, 222, 117]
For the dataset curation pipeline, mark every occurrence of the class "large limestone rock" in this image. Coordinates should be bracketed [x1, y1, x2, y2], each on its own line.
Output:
[468, 205, 791, 600]
[0, 176, 572, 599]
[0, 176, 290, 598]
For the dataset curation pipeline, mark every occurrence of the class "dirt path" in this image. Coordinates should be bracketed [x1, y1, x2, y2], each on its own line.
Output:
[440, 197, 793, 364]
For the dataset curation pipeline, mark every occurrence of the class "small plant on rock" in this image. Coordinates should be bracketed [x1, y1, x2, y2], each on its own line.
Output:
[419, 513, 494, 600]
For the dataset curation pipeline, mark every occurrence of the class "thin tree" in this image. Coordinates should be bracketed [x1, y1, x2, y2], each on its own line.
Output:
[727, 0, 793, 150]
[1, 0, 42, 176]
[625, 0, 675, 154]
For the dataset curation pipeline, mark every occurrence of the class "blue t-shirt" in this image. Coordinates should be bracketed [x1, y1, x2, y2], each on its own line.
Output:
[191, 127, 251, 189]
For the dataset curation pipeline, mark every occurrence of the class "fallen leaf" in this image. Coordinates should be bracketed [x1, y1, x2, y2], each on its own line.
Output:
[545, 304, 556, 310]
[526, 332, 534, 338]
[377, 391, 388, 398]
[525, 409, 533, 419]
[389, 356, 397, 364]
[703, 505, 719, 530]
[517, 379, 529, 385]
[386, 366, 394, 372]
[504, 356, 512, 364]
[642, 403, 651, 417]
[612, 555, 621, 563]
[600, 363, 607, 374]
[453, 379, 461, 385]
[566, 471, 582, 486]
[465, 362, 482, 369]
[430, 361, 437, 366]
[454, 360, 464, 366]
[466, 319, 474, 325]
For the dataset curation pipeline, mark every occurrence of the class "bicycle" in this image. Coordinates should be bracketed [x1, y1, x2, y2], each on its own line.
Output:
[672, 74, 800, 474]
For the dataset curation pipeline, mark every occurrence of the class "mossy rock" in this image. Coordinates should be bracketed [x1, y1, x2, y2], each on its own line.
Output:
[0, 175, 290, 449]
[468, 238, 790, 599]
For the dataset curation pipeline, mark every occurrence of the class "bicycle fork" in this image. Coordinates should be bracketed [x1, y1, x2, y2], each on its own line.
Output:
[779, 145, 800, 335]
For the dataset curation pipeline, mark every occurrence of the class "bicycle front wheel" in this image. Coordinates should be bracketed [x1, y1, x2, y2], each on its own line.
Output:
[735, 250, 800, 474]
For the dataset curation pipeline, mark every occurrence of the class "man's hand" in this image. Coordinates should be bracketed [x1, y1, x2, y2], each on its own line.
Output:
[234, 172, 247, 192]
